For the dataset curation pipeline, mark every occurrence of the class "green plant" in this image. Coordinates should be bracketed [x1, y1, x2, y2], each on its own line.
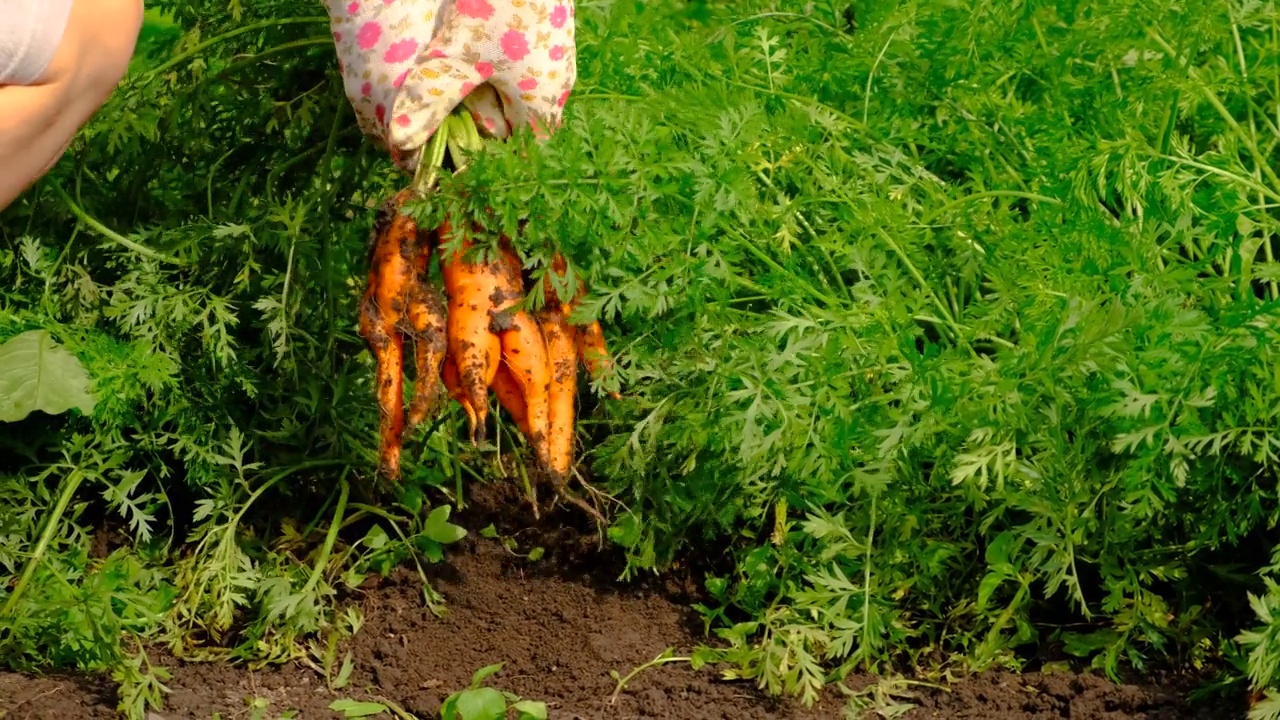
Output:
[325, 664, 546, 720]
[438, 664, 547, 720]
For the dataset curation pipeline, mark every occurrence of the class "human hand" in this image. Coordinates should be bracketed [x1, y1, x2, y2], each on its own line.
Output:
[325, 0, 577, 173]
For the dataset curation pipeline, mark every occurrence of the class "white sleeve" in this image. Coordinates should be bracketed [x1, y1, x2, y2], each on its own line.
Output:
[0, 0, 75, 85]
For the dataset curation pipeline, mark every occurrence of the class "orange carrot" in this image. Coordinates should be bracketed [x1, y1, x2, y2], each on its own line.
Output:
[437, 219, 502, 444]
[576, 320, 620, 400]
[405, 224, 448, 430]
[545, 253, 621, 400]
[441, 354, 466, 407]
[492, 363, 531, 436]
[358, 189, 417, 479]
[489, 238, 554, 474]
[538, 306, 578, 479]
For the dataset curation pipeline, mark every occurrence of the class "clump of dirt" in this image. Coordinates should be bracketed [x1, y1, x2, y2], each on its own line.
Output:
[0, 481, 1249, 720]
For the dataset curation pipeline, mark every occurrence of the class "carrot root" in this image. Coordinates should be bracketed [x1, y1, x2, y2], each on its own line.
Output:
[359, 189, 420, 481]
[438, 219, 502, 445]
[539, 308, 578, 479]
[492, 362, 532, 437]
[405, 226, 448, 430]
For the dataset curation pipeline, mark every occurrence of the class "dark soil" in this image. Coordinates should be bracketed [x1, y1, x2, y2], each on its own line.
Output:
[0, 482, 1249, 720]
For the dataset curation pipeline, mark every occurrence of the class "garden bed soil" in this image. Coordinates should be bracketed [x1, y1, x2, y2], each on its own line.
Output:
[0, 482, 1248, 720]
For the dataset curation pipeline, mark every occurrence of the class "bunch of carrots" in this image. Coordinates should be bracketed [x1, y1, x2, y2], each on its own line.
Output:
[357, 111, 616, 520]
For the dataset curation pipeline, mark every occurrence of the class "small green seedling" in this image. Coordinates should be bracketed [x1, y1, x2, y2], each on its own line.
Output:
[440, 663, 547, 720]
[479, 524, 545, 562]
[326, 665, 546, 720]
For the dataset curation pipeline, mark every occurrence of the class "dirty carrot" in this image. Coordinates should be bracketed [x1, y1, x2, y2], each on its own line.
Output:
[545, 252, 621, 400]
[576, 320, 620, 400]
[405, 224, 448, 430]
[492, 363, 531, 437]
[437, 218, 502, 444]
[538, 305, 578, 478]
[358, 189, 418, 479]
[489, 238, 554, 474]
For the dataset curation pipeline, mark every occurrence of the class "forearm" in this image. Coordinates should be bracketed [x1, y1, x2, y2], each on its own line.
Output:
[0, 85, 96, 208]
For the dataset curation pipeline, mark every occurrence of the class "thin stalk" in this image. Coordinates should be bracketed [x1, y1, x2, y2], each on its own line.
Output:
[920, 190, 1062, 226]
[1159, 155, 1280, 204]
[319, 98, 348, 358]
[207, 146, 238, 219]
[48, 181, 185, 265]
[142, 17, 329, 80]
[860, 491, 877, 659]
[1148, 28, 1280, 192]
[864, 26, 902, 126]
[347, 502, 445, 607]
[874, 227, 967, 347]
[1, 468, 83, 618]
[730, 228, 833, 307]
[208, 37, 332, 81]
[731, 12, 840, 34]
[301, 475, 351, 598]
[411, 113, 454, 194]
[753, 167, 849, 298]
[232, 460, 351, 529]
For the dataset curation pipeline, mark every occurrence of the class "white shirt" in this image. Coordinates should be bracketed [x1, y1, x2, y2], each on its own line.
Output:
[0, 0, 74, 85]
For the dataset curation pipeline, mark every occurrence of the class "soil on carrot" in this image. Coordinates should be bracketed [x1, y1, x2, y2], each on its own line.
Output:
[0, 481, 1249, 720]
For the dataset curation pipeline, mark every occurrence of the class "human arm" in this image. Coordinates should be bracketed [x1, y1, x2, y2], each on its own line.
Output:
[0, 0, 145, 211]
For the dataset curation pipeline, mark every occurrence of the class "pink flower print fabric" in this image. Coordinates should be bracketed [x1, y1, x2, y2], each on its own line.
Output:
[325, 0, 577, 174]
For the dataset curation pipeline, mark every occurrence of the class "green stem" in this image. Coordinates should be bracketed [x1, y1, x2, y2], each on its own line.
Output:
[411, 113, 454, 193]
[231, 460, 350, 529]
[752, 168, 849, 298]
[206, 146, 238, 219]
[874, 228, 967, 346]
[1, 468, 84, 618]
[860, 492, 876, 657]
[920, 190, 1063, 226]
[142, 17, 329, 80]
[301, 475, 350, 598]
[48, 181, 185, 265]
[863, 26, 902, 126]
[1159, 155, 1280, 204]
[208, 37, 332, 81]
[608, 649, 691, 705]
[730, 12, 840, 34]
[730, 228, 832, 307]
[319, 99, 347, 359]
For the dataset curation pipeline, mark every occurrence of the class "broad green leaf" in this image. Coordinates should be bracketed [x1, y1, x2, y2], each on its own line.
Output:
[512, 700, 549, 720]
[0, 330, 96, 422]
[423, 504, 467, 544]
[453, 687, 506, 720]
